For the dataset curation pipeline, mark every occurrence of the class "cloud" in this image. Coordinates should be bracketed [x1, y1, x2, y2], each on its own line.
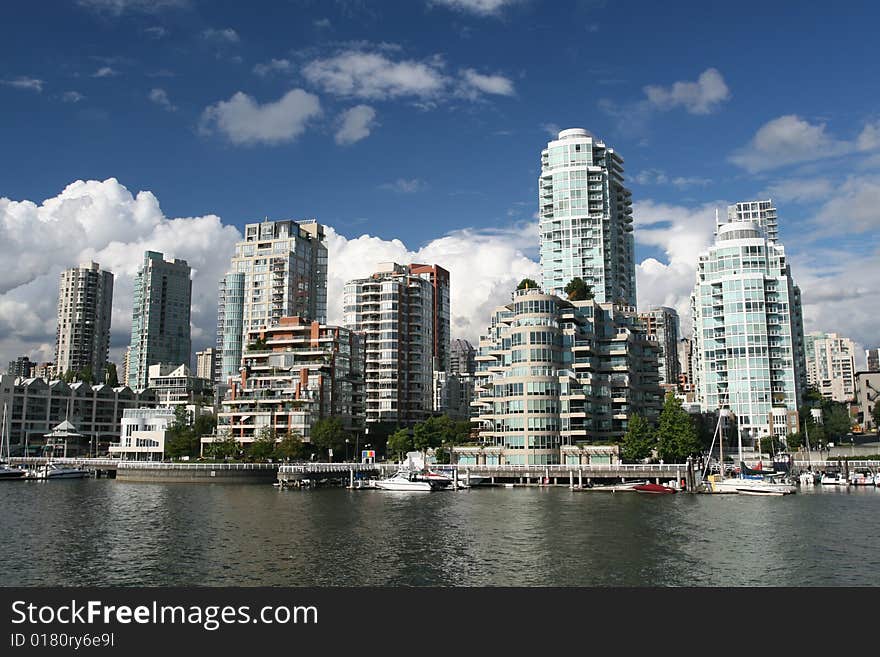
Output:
[634, 169, 711, 188]
[148, 87, 176, 111]
[61, 91, 85, 103]
[429, 0, 519, 16]
[200, 89, 322, 146]
[324, 223, 541, 341]
[143, 26, 168, 38]
[77, 0, 189, 14]
[303, 48, 515, 104]
[92, 67, 119, 78]
[335, 105, 378, 145]
[729, 115, 880, 173]
[459, 68, 515, 98]
[601, 68, 730, 135]
[379, 178, 428, 193]
[540, 122, 561, 137]
[201, 28, 239, 44]
[314, 18, 332, 29]
[633, 200, 723, 333]
[1, 77, 44, 92]
[253, 58, 292, 77]
[643, 67, 731, 115]
[303, 50, 447, 101]
[0, 178, 240, 366]
[812, 175, 880, 234]
[760, 177, 834, 204]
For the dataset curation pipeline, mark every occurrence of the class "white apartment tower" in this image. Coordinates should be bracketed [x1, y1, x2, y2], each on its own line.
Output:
[343, 263, 437, 425]
[215, 219, 327, 384]
[804, 332, 856, 402]
[54, 262, 114, 379]
[691, 219, 806, 440]
[539, 128, 636, 306]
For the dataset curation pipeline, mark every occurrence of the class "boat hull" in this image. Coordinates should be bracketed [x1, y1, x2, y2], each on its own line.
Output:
[633, 483, 676, 494]
[373, 480, 432, 491]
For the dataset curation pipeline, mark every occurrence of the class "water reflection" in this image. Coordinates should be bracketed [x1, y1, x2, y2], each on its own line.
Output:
[1, 481, 878, 586]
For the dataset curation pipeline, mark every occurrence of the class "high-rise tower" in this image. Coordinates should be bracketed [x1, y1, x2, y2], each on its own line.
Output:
[539, 128, 635, 306]
[215, 219, 327, 384]
[128, 251, 192, 390]
[55, 262, 114, 379]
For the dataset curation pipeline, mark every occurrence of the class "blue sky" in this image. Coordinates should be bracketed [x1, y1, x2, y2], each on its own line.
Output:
[1, 0, 879, 365]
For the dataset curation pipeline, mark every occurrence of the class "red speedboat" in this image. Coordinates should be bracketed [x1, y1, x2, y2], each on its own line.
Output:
[633, 483, 676, 494]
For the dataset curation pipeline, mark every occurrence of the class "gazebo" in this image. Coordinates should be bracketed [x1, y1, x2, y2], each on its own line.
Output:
[43, 420, 83, 458]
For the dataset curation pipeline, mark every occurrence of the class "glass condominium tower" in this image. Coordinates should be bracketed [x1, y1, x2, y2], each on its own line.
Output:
[215, 219, 328, 384]
[691, 220, 806, 438]
[128, 251, 192, 390]
[539, 128, 636, 306]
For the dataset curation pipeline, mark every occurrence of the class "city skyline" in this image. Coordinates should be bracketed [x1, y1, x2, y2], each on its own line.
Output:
[1, 0, 878, 370]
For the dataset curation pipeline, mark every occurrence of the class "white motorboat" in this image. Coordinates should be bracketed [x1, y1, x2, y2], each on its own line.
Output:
[31, 462, 91, 480]
[799, 471, 819, 486]
[848, 471, 873, 486]
[373, 470, 434, 491]
[820, 472, 848, 486]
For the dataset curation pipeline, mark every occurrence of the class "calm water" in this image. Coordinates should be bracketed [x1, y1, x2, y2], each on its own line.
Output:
[2, 480, 879, 586]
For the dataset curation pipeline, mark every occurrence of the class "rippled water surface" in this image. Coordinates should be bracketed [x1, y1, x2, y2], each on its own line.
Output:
[2, 480, 878, 586]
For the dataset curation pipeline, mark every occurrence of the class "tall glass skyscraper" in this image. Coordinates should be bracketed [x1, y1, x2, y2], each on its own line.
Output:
[215, 219, 328, 384]
[538, 128, 635, 306]
[128, 251, 192, 390]
[691, 219, 806, 439]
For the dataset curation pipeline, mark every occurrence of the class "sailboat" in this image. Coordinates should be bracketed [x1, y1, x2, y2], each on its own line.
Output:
[704, 410, 795, 495]
[799, 417, 819, 486]
[0, 403, 26, 480]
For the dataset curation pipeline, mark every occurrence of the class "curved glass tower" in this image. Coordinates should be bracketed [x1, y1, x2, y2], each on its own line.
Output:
[539, 128, 636, 306]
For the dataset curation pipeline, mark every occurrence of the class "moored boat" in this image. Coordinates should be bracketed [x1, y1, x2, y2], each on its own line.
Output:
[633, 483, 676, 494]
[31, 462, 91, 480]
[373, 469, 434, 491]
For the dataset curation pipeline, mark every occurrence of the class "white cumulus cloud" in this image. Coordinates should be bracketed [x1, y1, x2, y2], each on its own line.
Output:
[643, 67, 731, 115]
[0, 179, 241, 367]
[200, 89, 322, 146]
[459, 68, 515, 98]
[335, 105, 378, 145]
[148, 88, 176, 111]
[730, 115, 880, 173]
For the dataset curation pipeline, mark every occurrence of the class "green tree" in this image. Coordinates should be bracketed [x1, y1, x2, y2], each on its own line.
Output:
[413, 416, 449, 453]
[274, 430, 304, 461]
[206, 430, 239, 460]
[165, 406, 198, 459]
[564, 277, 593, 302]
[193, 412, 217, 438]
[656, 393, 701, 462]
[873, 403, 880, 431]
[784, 431, 804, 451]
[310, 417, 348, 461]
[823, 404, 852, 440]
[620, 414, 656, 462]
[387, 428, 413, 460]
[248, 426, 277, 461]
[105, 363, 119, 387]
[517, 278, 538, 290]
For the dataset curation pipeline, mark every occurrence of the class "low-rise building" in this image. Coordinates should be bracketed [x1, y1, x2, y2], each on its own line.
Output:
[0, 374, 157, 455]
[213, 316, 364, 448]
[109, 408, 173, 461]
[147, 363, 213, 407]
